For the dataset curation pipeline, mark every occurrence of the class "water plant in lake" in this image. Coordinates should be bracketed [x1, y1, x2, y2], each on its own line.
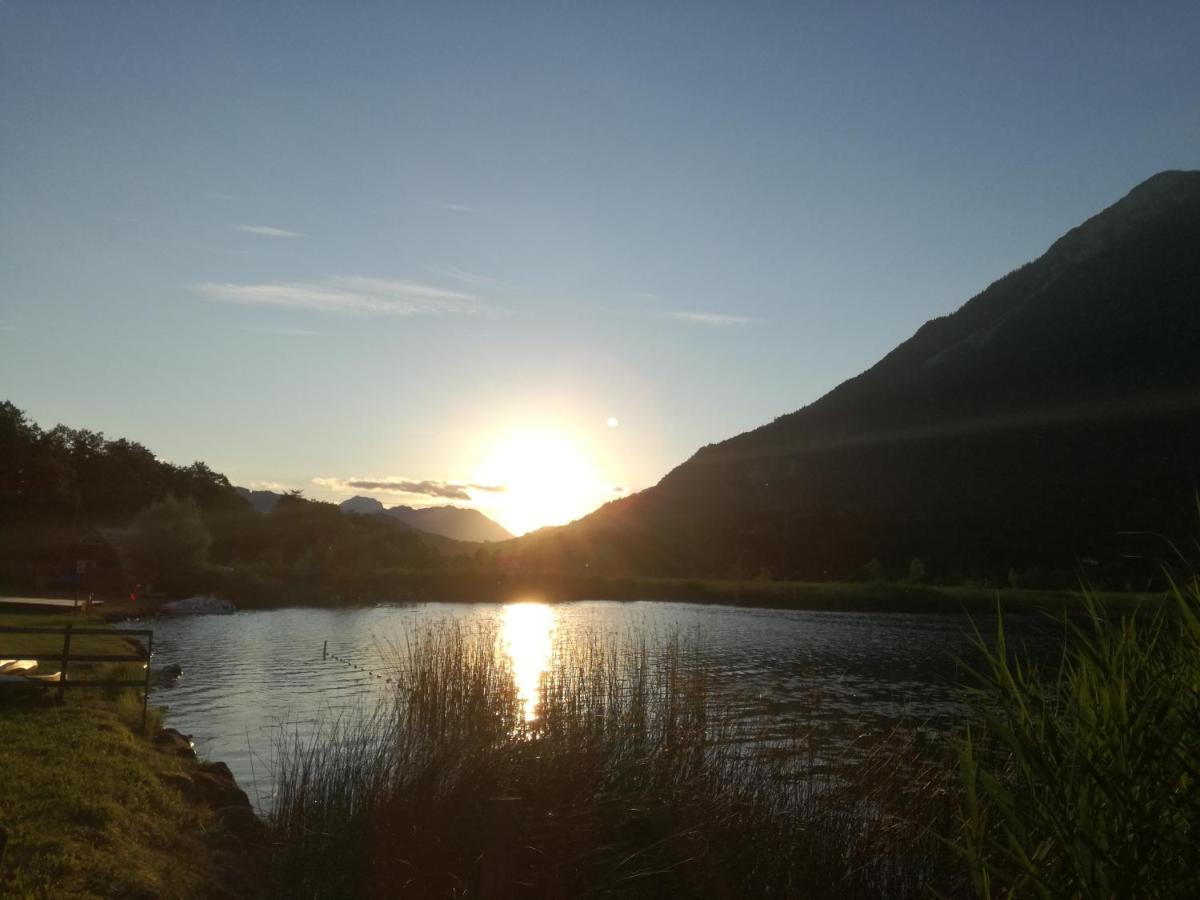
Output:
[956, 572, 1200, 899]
[268, 621, 957, 898]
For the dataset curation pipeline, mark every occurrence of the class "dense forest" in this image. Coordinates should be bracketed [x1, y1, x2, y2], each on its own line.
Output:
[0, 400, 432, 601]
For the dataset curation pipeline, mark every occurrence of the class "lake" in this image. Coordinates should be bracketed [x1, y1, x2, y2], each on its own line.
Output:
[121, 601, 1060, 808]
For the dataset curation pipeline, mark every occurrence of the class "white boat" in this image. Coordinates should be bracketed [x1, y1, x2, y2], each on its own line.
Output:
[0, 659, 38, 674]
[24, 671, 62, 683]
[158, 594, 236, 616]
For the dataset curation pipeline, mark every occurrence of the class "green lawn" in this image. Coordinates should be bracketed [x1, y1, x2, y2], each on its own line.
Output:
[0, 612, 265, 899]
[1, 612, 139, 663]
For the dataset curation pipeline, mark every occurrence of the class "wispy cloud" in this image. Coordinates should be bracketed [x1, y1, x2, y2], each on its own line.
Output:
[0, 323, 16, 332]
[313, 476, 507, 502]
[653, 310, 759, 326]
[248, 480, 290, 492]
[231, 224, 305, 238]
[245, 326, 323, 337]
[428, 202, 476, 214]
[432, 265, 519, 291]
[196, 276, 503, 317]
[629, 291, 663, 303]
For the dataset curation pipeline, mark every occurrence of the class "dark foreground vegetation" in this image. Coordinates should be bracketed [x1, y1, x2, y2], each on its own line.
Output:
[266, 571, 1200, 899]
[270, 623, 958, 899]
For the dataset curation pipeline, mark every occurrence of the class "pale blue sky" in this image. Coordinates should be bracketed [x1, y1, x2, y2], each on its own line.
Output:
[2, 2, 1198, 532]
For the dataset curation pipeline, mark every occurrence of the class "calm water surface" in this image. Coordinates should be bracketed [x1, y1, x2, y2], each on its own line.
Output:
[119, 601, 1058, 808]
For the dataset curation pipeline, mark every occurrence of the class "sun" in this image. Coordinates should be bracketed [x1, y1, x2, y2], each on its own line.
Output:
[474, 428, 602, 536]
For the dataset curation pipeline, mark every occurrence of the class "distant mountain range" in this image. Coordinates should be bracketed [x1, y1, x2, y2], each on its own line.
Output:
[516, 171, 1200, 581]
[235, 488, 285, 516]
[233, 487, 511, 543]
[339, 496, 513, 543]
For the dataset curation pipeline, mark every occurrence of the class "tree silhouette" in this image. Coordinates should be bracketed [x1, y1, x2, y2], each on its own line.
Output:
[128, 494, 212, 585]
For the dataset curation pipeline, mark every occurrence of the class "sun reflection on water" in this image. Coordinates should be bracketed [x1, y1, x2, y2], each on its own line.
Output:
[501, 602, 556, 722]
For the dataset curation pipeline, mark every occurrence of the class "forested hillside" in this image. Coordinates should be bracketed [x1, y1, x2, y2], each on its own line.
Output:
[0, 402, 431, 598]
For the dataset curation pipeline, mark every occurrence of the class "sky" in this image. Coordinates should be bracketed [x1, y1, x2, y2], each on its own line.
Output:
[2, 1, 1198, 534]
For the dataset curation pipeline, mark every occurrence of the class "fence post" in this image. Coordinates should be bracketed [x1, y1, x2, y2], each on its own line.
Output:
[142, 631, 153, 732]
[58, 624, 73, 704]
[323, 640, 327, 660]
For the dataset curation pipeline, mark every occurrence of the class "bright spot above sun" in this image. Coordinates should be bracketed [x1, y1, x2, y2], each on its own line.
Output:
[606, 417, 619, 428]
[475, 428, 604, 535]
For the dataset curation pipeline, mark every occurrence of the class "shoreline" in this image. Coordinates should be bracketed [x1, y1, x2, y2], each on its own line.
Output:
[106, 569, 1161, 619]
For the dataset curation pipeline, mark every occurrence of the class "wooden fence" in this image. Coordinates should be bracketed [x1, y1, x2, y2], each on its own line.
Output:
[0, 624, 154, 728]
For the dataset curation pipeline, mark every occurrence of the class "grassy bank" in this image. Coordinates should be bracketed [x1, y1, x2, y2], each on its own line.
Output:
[0, 613, 264, 899]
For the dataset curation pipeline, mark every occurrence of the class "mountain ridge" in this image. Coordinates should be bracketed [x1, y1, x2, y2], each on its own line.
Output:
[339, 495, 514, 543]
[234, 488, 512, 543]
[514, 170, 1200, 581]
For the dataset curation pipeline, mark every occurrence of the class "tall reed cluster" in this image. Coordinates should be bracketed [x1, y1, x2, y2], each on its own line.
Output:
[269, 623, 953, 898]
[957, 571, 1200, 898]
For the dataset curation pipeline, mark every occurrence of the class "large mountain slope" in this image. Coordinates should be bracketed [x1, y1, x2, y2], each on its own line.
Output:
[518, 171, 1200, 580]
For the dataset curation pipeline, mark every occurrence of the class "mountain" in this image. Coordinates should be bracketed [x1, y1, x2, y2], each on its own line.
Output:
[516, 171, 1200, 582]
[235, 487, 283, 515]
[340, 496, 386, 516]
[339, 496, 513, 543]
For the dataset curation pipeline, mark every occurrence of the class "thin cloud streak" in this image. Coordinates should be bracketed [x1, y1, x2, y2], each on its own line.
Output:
[313, 476, 508, 502]
[427, 202, 476, 213]
[248, 480, 290, 492]
[432, 265, 519, 291]
[246, 326, 323, 336]
[196, 276, 504, 317]
[232, 224, 305, 238]
[653, 310, 759, 326]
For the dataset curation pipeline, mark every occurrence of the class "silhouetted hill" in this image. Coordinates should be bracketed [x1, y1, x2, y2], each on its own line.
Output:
[235, 487, 283, 515]
[338, 496, 513, 542]
[517, 171, 1200, 582]
[340, 495, 386, 516]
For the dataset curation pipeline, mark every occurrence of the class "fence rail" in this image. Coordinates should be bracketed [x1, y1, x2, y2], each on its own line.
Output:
[0, 624, 154, 728]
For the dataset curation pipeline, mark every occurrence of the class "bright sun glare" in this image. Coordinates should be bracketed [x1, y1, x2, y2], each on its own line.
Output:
[475, 428, 603, 536]
[501, 602, 556, 722]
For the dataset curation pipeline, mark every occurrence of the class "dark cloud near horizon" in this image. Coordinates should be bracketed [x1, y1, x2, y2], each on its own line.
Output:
[346, 479, 506, 500]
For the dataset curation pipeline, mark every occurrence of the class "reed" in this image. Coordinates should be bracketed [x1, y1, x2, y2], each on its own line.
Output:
[956, 571, 1200, 898]
[268, 622, 957, 898]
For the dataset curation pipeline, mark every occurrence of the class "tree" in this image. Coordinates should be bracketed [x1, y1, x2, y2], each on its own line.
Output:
[127, 495, 212, 584]
[863, 558, 885, 582]
[908, 557, 925, 583]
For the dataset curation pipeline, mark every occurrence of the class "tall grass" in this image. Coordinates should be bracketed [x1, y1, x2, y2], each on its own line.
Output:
[269, 623, 957, 898]
[956, 572, 1200, 898]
